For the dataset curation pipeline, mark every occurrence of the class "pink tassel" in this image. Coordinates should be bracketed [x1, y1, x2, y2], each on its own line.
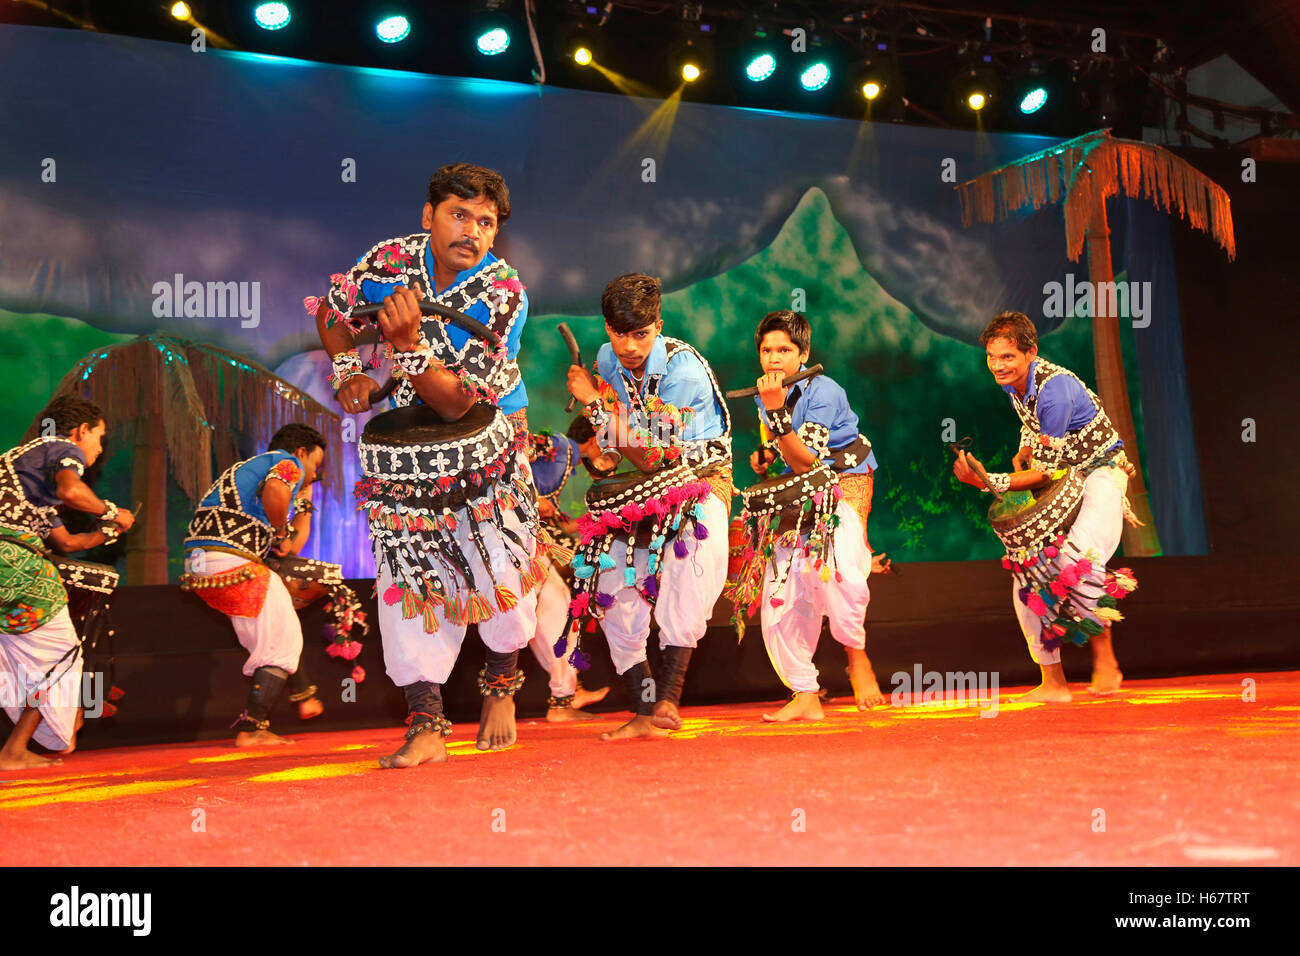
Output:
[383, 584, 404, 606]
[620, 502, 645, 523]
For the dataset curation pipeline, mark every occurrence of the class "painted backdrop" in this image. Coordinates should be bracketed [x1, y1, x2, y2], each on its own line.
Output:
[0, 26, 1207, 578]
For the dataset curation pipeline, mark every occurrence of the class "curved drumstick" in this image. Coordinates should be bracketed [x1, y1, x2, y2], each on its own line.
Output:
[724, 364, 824, 399]
[948, 439, 1004, 502]
[558, 322, 581, 413]
[348, 300, 502, 404]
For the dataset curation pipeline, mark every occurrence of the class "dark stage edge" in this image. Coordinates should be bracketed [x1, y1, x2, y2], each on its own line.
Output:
[58, 554, 1298, 751]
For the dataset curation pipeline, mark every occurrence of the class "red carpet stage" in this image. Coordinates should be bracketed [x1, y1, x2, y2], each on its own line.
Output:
[4, 671, 1294, 867]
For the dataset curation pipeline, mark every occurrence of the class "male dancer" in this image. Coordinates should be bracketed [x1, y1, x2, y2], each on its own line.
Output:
[528, 431, 609, 720]
[747, 311, 885, 713]
[566, 273, 732, 740]
[311, 163, 538, 766]
[0, 395, 134, 769]
[953, 311, 1135, 701]
[182, 424, 325, 745]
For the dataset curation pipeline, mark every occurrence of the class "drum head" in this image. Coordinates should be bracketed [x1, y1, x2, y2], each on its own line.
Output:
[362, 401, 498, 446]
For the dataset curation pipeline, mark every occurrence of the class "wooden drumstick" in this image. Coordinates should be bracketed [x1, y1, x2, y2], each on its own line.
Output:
[724, 364, 824, 399]
[948, 443, 1004, 502]
[559, 322, 581, 413]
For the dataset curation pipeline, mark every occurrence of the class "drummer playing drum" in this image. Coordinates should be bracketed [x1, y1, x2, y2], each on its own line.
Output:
[311, 163, 541, 767]
[0, 395, 135, 768]
[565, 273, 732, 740]
[953, 311, 1137, 701]
[741, 311, 884, 720]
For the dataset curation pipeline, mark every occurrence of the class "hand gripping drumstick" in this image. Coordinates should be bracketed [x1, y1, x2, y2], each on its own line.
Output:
[349, 300, 503, 405]
[558, 323, 581, 413]
[724, 364, 824, 400]
[948, 439, 1004, 502]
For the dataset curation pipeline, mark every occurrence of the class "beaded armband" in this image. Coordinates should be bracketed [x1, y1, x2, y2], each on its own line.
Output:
[983, 472, 1012, 495]
[99, 500, 122, 542]
[765, 406, 794, 437]
[329, 349, 365, 391]
[391, 339, 441, 379]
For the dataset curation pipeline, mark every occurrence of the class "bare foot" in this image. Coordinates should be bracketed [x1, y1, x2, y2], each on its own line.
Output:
[762, 692, 825, 722]
[477, 695, 518, 751]
[298, 698, 324, 719]
[573, 685, 610, 710]
[1088, 664, 1124, 696]
[234, 729, 295, 747]
[0, 750, 64, 770]
[651, 699, 683, 730]
[1016, 683, 1074, 703]
[845, 649, 887, 710]
[600, 714, 670, 740]
[546, 704, 601, 722]
[378, 727, 447, 768]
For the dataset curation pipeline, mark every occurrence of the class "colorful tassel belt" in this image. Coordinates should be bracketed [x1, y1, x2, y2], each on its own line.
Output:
[740, 464, 840, 533]
[727, 463, 844, 631]
[578, 462, 703, 547]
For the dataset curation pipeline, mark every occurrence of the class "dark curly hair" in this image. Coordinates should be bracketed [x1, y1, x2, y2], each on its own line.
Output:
[268, 423, 326, 457]
[979, 311, 1039, 352]
[601, 273, 661, 333]
[755, 310, 812, 354]
[427, 163, 511, 226]
[38, 394, 104, 437]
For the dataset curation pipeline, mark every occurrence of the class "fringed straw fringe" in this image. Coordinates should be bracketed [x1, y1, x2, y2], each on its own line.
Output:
[956, 129, 1235, 262]
[28, 333, 345, 504]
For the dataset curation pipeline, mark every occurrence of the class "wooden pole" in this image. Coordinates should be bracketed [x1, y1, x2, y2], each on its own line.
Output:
[125, 413, 169, 585]
[1083, 183, 1162, 557]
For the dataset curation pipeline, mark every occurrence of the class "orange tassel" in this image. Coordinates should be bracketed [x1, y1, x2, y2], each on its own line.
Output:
[468, 592, 493, 623]
[547, 540, 576, 565]
[494, 584, 518, 612]
[421, 600, 440, 633]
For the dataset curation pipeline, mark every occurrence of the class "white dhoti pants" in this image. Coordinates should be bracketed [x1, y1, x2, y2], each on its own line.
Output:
[760, 502, 872, 694]
[192, 551, 302, 677]
[377, 508, 539, 687]
[1013, 466, 1128, 666]
[597, 493, 729, 676]
[0, 606, 82, 751]
[531, 561, 578, 698]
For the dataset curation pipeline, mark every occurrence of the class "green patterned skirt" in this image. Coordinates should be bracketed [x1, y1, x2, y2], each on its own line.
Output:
[0, 525, 68, 634]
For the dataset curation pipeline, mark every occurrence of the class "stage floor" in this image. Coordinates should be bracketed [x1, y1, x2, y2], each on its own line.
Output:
[3, 671, 1296, 867]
